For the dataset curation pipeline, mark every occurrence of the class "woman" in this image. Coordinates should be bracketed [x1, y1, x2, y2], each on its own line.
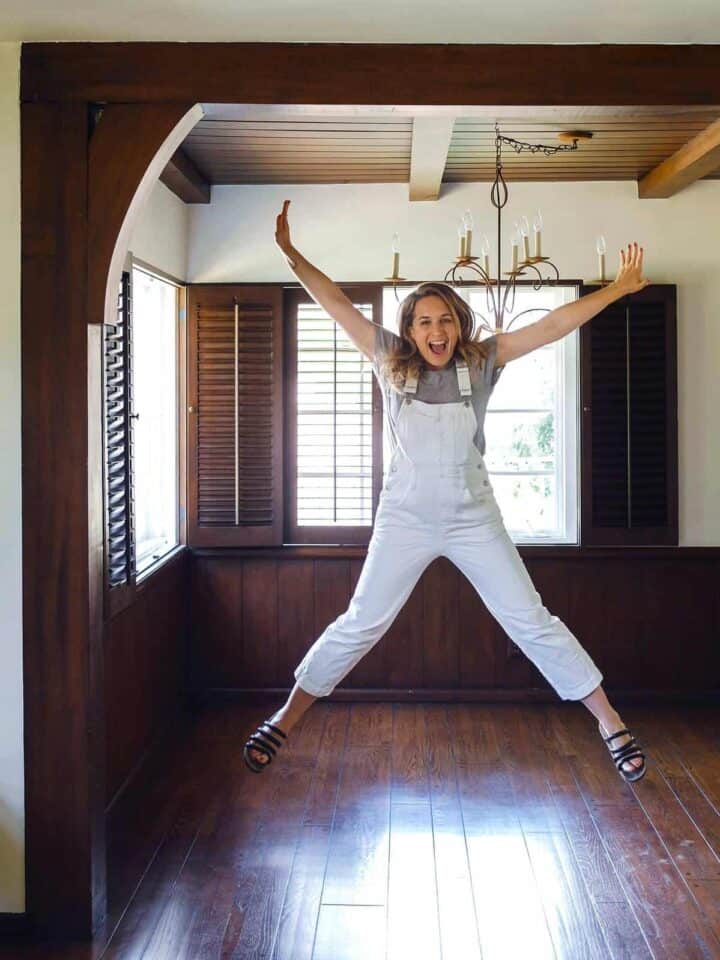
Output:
[244, 199, 649, 783]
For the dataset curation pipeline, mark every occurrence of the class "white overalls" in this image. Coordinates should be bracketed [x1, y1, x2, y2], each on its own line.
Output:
[293, 359, 603, 702]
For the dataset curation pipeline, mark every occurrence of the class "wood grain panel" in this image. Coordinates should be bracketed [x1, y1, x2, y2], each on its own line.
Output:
[105, 551, 189, 808]
[21, 100, 101, 937]
[21, 43, 720, 107]
[190, 551, 720, 700]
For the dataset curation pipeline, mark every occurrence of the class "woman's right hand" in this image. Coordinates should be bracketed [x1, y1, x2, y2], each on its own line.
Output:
[275, 199, 295, 258]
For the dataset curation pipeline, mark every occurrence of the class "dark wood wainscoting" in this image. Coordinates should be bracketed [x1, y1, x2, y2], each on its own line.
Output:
[190, 548, 720, 701]
[105, 549, 190, 810]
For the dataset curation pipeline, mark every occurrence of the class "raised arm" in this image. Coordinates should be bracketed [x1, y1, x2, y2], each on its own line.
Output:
[494, 242, 650, 368]
[275, 199, 377, 360]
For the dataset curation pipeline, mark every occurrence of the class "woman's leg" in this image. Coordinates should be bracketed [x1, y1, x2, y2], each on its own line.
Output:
[247, 516, 437, 766]
[444, 526, 643, 770]
[445, 526, 604, 701]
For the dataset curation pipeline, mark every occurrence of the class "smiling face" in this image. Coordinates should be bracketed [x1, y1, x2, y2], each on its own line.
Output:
[407, 294, 460, 369]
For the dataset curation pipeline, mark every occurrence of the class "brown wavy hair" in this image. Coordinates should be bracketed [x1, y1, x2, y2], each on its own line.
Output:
[377, 281, 493, 392]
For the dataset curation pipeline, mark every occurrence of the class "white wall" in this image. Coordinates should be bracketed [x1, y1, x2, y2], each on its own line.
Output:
[0, 41, 24, 914]
[188, 180, 720, 546]
[128, 178, 189, 281]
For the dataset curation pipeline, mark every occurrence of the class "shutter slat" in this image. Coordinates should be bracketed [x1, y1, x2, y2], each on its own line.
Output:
[195, 300, 276, 529]
[103, 271, 136, 588]
[296, 302, 374, 527]
[582, 284, 676, 545]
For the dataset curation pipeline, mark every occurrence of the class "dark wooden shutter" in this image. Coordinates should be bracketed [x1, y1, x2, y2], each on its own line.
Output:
[285, 285, 383, 546]
[103, 270, 136, 608]
[580, 283, 677, 545]
[187, 284, 283, 546]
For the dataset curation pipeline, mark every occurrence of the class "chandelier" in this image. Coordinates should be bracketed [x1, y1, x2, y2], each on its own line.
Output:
[386, 124, 595, 337]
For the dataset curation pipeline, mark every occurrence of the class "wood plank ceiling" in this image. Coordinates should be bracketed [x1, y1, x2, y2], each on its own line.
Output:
[179, 107, 720, 186]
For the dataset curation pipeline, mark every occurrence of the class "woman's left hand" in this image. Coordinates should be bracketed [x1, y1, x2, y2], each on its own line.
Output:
[613, 241, 650, 295]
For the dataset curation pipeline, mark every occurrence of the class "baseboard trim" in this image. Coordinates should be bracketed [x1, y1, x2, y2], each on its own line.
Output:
[204, 686, 720, 706]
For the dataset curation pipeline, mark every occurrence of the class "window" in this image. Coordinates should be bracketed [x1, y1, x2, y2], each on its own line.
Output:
[103, 264, 182, 607]
[286, 286, 383, 545]
[381, 283, 580, 545]
[130, 265, 181, 575]
[295, 301, 374, 526]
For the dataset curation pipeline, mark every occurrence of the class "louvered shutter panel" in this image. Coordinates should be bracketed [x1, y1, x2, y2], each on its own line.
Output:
[580, 284, 677, 545]
[285, 286, 383, 546]
[103, 270, 136, 594]
[187, 285, 283, 546]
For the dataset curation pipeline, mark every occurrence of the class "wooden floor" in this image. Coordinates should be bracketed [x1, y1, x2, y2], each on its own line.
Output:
[3, 700, 720, 959]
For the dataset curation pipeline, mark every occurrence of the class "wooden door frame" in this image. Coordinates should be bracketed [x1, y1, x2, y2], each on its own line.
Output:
[19, 41, 720, 938]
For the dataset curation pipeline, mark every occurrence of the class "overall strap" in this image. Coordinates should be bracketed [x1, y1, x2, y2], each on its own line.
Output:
[455, 359, 472, 402]
[403, 358, 473, 402]
[403, 370, 419, 397]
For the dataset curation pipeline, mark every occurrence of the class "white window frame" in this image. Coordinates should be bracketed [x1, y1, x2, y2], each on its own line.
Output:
[130, 258, 183, 582]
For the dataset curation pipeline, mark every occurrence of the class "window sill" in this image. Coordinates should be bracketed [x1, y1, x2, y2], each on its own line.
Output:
[136, 543, 187, 587]
[189, 544, 713, 561]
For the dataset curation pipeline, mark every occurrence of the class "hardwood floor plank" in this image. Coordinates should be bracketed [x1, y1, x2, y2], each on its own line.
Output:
[430, 800, 483, 960]
[391, 703, 430, 804]
[270, 824, 333, 960]
[524, 831, 610, 959]
[577, 799, 720, 959]
[387, 802, 442, 960]
[496, 704, 566, 834]
[312, 905, 386, 960]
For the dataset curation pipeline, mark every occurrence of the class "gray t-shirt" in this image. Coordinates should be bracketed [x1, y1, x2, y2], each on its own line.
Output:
[371, 325, 501, 457]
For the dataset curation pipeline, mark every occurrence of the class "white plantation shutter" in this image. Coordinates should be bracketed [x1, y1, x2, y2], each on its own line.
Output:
[296, 302, 374, 525]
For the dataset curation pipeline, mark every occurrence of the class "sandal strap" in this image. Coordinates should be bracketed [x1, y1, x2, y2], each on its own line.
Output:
[247, 731, 280, 758]
[601, 726, 631, 743]
[611, 744, 645, 763]
[262, 720, 288, 739]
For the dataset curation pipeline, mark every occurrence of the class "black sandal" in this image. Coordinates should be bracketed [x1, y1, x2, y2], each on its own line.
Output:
[243, 719, 288, 773]
[599, 722, 647, 782]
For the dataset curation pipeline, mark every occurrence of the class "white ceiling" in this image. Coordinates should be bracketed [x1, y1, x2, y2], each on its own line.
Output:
[1, 0, 720, 43]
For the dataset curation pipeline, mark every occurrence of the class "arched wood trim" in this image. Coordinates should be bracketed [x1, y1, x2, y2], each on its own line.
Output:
[88, 103, 202, 326]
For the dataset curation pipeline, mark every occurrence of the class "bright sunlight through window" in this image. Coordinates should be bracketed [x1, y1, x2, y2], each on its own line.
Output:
[131, 265, 180, 575]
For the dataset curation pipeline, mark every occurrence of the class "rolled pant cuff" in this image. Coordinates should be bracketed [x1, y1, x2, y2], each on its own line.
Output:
[293, 671, 330, 698]
[560, 672, 604, 702]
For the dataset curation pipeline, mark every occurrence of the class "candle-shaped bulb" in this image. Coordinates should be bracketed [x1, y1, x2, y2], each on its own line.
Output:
[462, 210, 473, 258]
[596, 235, 606, 282]
[479, 233, 491, 278]
[520, 216, 531, 259]
[457, 219, 466, 258]
[391, 233, 400, 279]
[533, 209, 543, 258]
[510, 221, 520, 272]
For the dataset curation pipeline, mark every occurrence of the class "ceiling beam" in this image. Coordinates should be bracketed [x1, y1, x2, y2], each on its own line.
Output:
[638, 117, 720, 199]
[159, 147, 210, 204]
[409, 117, 456, 201]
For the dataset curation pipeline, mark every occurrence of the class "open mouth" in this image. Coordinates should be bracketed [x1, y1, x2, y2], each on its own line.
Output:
[429, 339, 448, 356]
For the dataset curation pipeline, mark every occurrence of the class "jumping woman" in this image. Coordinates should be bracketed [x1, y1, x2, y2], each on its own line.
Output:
[243, 199, 650, 783]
